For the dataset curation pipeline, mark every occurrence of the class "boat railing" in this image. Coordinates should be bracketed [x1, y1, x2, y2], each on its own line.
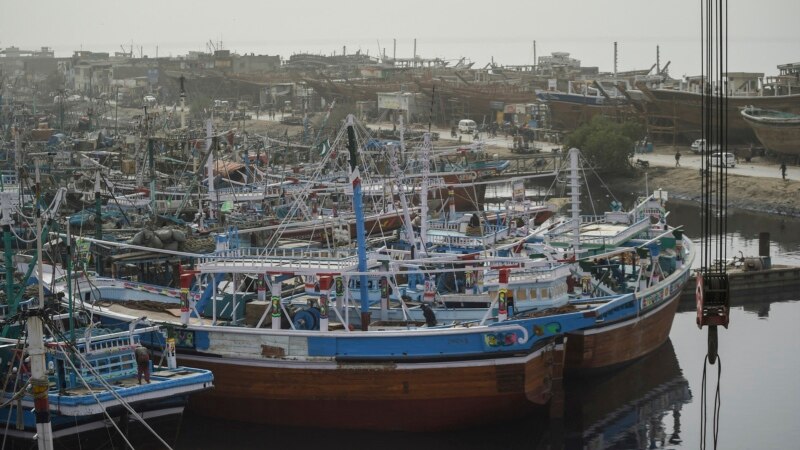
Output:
[198, 247, 374, 274]
[215, 185, 283, 197]
[547, 217, 650, 246]
[426, 228, 508, 248]
[427, 221, 463, 231]
[210, 246, 358, 261]
[483, 264, 571, 285]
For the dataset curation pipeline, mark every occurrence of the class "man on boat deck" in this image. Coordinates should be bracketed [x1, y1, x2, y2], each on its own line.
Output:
[135, 344, 151, 384]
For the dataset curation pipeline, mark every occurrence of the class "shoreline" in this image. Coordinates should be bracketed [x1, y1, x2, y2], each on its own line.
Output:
[610, 167, 800, 218]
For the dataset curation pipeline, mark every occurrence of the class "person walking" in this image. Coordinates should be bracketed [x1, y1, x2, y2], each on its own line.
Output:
[135, 344, 151, 384]
[675, 151, 682, 167]
[780, 162, 787, 180]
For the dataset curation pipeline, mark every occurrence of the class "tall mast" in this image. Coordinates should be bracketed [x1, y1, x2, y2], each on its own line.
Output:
[419, 132, 430, 252]
[31, 159, 55, 450]
[568, 148, 581, 256]
[205, 119, 215, 220]
[345, 115, 370, 330]
[179, 74, 187, 129]
[94, 171, 103, 274]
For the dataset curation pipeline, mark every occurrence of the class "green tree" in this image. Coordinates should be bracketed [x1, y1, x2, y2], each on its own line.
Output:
[565, 116, 644, 175]
[189, 94, 212, 120]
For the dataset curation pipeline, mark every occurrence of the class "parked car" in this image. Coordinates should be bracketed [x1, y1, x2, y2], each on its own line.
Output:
[458, 119, 477, 134]
[711, 152, 736, 168]
[690, 138, 721, 154]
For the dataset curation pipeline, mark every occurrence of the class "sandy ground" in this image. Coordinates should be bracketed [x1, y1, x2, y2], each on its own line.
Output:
[620, 145, 800, 217]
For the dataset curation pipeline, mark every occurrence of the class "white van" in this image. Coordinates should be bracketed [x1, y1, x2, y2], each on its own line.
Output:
[711, 152, 736, 168]
[691, 139, 721, 154]
[458, 119, 477, 134]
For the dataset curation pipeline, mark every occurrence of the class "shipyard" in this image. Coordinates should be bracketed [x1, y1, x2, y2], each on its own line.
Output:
[0, 1, 798, 449]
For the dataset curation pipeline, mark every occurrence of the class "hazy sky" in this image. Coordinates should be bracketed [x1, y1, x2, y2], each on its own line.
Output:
[1, 0, 797, 76]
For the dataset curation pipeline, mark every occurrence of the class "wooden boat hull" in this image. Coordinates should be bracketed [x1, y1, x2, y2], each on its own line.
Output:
[544, 99, 638, 131]
[179, 341, 562, 431]
[741, 110, 800, 155]
[273, 211, 407, 242]
[564, 285, 681, 373]
[636, 85, 800, 143]
[429, 183, 487, 212]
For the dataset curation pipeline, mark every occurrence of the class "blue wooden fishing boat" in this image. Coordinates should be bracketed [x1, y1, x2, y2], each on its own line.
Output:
[50, 121, 695, 432]
[0, 316, 213, 441]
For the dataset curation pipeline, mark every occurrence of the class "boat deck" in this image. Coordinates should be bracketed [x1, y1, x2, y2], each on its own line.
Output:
[62, 368, 204, 395]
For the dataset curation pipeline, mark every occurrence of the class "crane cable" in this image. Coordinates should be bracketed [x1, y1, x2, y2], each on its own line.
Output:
[698, 0, 728, 447]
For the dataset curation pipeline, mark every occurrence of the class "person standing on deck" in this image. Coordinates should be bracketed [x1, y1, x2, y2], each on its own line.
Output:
[135, 344, 151, 384]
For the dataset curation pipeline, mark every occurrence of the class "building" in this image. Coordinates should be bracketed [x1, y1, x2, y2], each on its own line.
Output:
[233, 54, 281, 74]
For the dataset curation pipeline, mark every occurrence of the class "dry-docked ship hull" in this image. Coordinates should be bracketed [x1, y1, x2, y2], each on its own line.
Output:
[741, 106, 800, 155]
[636, 85, 800, 143]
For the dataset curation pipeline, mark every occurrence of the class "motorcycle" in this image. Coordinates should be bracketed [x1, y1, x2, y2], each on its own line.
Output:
[634, 159, 650, 169]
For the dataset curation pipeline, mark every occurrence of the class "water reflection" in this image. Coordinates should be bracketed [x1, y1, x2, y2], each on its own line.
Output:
[165, 343, 690, 450]
[564, 341, 690, 450]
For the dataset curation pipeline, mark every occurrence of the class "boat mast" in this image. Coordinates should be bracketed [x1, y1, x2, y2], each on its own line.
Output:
[179, 74, 187, 129]
[568, 148, 581, 256]
[389, 116, 415, 245]
[345, 115, 370, 330]
[419, 132, 430, 252]
[31, 160, 55, 450]
[205, 119, 215, 220]
[94, 171, 103, 274]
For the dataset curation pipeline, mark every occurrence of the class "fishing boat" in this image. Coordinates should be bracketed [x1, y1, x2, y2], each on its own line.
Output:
[740, 106, 800, 155]
[45, 116, 575, 431]
[549, 151, 694, 372]
[0, 183, 213, 446]
[55, 122, 694, 432]
[0, 314, 214, 441]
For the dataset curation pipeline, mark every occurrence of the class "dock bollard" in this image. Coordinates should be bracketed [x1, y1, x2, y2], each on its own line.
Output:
[759, 232, 771, 269]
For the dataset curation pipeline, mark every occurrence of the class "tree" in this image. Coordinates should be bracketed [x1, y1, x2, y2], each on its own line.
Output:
[565, 116, 644, 175]
[189, 94, 212, 120]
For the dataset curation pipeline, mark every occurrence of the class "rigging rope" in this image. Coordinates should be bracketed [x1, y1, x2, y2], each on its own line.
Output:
[700, 353, 723, 450]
